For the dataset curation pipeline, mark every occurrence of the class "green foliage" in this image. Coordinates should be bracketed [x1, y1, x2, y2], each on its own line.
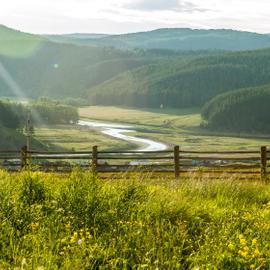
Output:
[30, 98, 79, 124]
[0, 98, 78, 150]
[63, 97, 90, 107]
[201, 84, 270, 133]
[19, 173, 48, 206]
[0, 100, 20, 128]
[88, 49, 270, 108]
[1, 171, 270, 268]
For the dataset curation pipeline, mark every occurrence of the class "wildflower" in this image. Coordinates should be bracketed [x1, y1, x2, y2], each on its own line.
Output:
[253, 248, 261, 258]
[77, 239, 83, 245]
[30, 222, 39, 231]
[240, 238, 246, 245]
[238, 250, 248, 258]
[86, 231, 91, 239]
[61, 238, 67, 243]
[238, 234, 246, 245]
[250, 265, 255, 269]
[21, 258, 27, 267]
[252, 239, 257, 246]
[70, 232, 78, 244]
[228, 242, 235, 251]
[244, 212, 252, 220]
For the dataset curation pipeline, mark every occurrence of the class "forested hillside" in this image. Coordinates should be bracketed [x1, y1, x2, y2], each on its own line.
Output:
[201, 85, 270, 133]
[0, 25, 152, 99]
[0, 100, 27, 149]
[46, 28, 270, 51]
[87, 49, 270, 108]
[0, 98, 78, 149]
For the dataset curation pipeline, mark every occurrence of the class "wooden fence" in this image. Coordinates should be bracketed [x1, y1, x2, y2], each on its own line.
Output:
[0, 146, 269, 181]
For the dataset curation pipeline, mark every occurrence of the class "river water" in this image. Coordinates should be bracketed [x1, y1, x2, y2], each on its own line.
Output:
[78, 120, 167, 152]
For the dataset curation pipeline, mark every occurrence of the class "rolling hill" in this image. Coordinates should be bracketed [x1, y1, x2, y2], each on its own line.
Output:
[46, 28, 270, 51]
[87, 49, 270, 108]
[0, 25, 152, 99]
[201, 84, 270, 133]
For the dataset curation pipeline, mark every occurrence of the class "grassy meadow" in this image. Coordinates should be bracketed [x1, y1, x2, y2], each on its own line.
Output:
[32, 106, 270, 152]
[34, 125, 134, 151]
[0, 170, 270, 269]
[79, 106, 270, 151]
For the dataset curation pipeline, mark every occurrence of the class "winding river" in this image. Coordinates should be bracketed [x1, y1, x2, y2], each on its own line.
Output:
[78, 120, 167, 152]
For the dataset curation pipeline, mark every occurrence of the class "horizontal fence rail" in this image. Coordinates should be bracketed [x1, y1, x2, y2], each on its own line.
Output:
[0, 145, 269, 181]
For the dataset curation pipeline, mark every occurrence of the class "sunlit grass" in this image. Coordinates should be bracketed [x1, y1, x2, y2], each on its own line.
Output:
[34, 125, 134, 151]
[0, 25, 43, 58]
[79, 106, 201, 128]
[1, 170, 270, 269]
[79, 106, 270, 151]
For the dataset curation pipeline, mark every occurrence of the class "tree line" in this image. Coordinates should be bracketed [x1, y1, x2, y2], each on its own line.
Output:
[0, 98, 79, 130]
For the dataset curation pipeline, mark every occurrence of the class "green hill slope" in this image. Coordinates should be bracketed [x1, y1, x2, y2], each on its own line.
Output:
[0, 24, 44, 58]
[201, 84, 270, 133]
[87, 49, 270, 108]
[0, 25, 152, 99]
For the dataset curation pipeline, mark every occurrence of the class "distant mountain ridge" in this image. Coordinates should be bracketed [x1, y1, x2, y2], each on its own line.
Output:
[45, 33, 109, 44]
[45, 28, 270, 51]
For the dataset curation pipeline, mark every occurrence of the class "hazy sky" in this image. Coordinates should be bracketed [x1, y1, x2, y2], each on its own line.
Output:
[1, 0, 270, 34]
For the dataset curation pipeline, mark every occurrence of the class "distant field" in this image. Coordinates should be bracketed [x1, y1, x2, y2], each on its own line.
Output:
[79, 106, 201, 128]
[34, 125, 134, 151]
[79, 106, 270, 151]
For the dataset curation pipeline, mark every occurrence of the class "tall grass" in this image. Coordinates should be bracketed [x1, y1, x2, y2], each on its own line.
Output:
[0, 170, 270, 269]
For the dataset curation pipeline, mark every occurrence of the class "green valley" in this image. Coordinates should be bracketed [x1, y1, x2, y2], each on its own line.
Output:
[1, 24, 270, 142]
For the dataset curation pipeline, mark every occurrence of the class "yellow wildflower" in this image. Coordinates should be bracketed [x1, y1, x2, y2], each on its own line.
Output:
[240, 238, 246, 245]
[70, 232, 78, 244]
[228, 243, 235, 251]
[30, 222, 39, 231]
[244, 212, 252, 220]
[238, 250, 248, 258]
[253, 248, 261, 258]
[252, 239, 257, 246]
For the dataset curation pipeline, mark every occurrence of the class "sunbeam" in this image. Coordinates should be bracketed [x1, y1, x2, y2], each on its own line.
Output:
[0, 61, 45, 126]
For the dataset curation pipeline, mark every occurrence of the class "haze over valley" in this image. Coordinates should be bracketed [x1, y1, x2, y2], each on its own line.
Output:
[1, 24, 270, 149]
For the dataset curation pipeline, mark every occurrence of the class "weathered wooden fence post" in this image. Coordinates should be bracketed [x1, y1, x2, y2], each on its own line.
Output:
[21, 145, 27, 169]
[174, 145, 180, 179]
[92, 145, 98, 174]
[261, 146, 267, 182]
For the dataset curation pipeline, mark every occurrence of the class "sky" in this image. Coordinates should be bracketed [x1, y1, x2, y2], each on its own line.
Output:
[0, 0, 270, 34]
